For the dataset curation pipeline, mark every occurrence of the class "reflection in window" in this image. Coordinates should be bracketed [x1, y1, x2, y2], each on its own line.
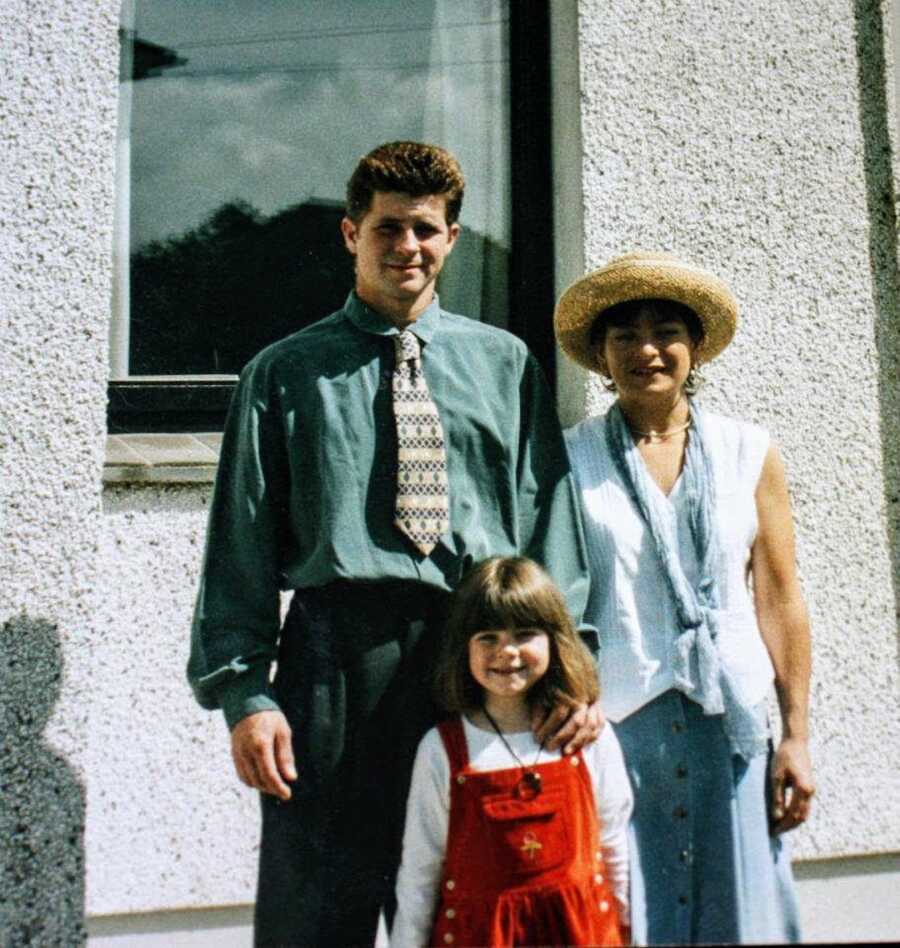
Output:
[112, 0, 510, 378]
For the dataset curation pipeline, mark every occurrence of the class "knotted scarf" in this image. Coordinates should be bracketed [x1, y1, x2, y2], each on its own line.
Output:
[605, 400, 768, 759]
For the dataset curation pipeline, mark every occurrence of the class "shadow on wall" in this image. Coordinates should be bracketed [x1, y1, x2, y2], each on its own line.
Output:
[854, 0, 900, 659]
[0, 616, 86, 946]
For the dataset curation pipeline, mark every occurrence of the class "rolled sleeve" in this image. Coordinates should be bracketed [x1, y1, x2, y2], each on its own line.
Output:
[187, 356, 290, 727]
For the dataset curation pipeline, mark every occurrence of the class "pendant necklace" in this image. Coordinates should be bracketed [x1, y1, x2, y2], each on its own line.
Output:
[481, 704, 546, 800]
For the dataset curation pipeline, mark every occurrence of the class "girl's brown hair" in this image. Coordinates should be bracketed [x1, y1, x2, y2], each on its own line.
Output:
[434, 557, 599, 713]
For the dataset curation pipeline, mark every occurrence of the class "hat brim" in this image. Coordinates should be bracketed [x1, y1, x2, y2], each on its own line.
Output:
[554, 252, 738, 374]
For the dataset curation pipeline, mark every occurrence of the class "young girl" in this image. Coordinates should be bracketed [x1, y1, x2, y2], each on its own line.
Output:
[392, 557, 632, 947]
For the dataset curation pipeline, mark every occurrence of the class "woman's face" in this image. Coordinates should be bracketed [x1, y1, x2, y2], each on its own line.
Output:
[596, 303, 698, 400]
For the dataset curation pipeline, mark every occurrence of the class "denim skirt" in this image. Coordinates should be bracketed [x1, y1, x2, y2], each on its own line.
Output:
[612, 690, 801, 945]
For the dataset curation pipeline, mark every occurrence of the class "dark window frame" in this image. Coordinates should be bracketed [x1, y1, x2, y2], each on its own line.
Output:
[108, 0, 554, 434]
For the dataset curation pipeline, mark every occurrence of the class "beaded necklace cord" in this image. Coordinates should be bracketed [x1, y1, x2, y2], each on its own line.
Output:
[626, 414, 692, 443]
[481, 704, 546, 800]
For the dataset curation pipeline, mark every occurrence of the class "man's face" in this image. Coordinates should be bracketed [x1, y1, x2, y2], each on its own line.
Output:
[340, 191, 460, 321]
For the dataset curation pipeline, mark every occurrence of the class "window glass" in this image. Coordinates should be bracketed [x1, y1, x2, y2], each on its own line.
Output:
[113, 0, 510, 378]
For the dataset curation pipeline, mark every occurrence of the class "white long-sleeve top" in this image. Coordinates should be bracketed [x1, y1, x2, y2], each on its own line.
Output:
[392, 718, 633, 948]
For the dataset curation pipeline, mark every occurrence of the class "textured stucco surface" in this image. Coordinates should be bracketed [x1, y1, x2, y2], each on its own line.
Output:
[575, 0, 900, 858]
[89, 485, 258, 914]
[3, 0, 900, 932]
[1, 1, 119, 942]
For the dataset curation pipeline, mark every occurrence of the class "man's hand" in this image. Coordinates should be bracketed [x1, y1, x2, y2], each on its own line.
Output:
[231, 710, 297, 801]
[770, 736, 814, 834]
[532, 699, 605, 755]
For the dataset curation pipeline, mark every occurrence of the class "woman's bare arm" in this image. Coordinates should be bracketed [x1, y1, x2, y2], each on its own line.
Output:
[751, 443, 815, 834]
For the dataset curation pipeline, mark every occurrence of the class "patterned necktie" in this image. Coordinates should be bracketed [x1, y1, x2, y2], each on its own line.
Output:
[392, 330, 450, 556]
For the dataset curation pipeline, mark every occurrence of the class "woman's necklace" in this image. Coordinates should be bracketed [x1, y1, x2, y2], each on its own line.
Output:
[481, 704, 546, 800]
[626, 414, 692, 443]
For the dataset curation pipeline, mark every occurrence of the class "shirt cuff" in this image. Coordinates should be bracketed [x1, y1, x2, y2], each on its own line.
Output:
[217, 665, 280, 730]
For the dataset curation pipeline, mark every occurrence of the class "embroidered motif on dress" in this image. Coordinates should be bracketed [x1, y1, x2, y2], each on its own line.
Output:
[521, 832, 543, 860]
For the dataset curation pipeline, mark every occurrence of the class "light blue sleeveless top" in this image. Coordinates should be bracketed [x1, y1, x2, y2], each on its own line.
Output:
[565, 410, 775, 723]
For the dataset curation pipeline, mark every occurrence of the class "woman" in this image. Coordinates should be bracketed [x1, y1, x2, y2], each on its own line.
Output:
[554, 251, 815, 945]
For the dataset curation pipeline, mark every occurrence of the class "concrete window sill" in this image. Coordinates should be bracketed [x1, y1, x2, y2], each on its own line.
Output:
[104, 433, 222, 484]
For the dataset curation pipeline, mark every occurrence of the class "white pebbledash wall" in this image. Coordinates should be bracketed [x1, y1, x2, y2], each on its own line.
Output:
[2, 2, 118, 944]
[569, 0, 900, 864]
[1, 1, 898, 946]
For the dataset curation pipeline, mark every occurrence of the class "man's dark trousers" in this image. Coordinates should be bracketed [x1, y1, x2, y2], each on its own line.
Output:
[254, 580, 450, 947]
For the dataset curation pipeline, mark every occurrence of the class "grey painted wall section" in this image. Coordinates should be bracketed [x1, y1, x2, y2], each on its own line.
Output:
[573, 0, 900, 859]
[77, 856, 900, 944]
[1, 1, 119, 943]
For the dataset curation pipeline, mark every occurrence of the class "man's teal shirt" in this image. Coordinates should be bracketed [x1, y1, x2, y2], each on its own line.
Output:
[188, 293, 592, 727]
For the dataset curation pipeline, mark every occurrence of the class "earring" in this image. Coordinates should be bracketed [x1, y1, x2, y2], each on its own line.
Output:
[596, 357, 617, 393]
[685, 364, 705, 393]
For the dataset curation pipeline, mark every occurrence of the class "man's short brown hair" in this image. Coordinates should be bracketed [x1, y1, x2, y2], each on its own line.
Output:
[345, 141, 465, 224]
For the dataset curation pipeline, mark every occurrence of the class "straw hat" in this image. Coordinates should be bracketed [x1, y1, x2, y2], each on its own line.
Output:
[554, 251, 739, 373]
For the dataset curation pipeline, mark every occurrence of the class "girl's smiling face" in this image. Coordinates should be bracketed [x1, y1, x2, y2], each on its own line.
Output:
[468, 628, 551, 703]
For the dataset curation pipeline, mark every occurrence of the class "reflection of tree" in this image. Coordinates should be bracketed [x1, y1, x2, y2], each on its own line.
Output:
[126, 33, 187, 81]
[130, 200, 509, 376]
[131, 199, 354, 375]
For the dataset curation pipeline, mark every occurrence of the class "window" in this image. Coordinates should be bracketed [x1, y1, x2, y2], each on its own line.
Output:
[109, 0, 553, 432]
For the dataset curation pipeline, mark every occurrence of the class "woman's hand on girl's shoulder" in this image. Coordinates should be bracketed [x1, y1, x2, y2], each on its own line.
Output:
[532, 699, 605, 755]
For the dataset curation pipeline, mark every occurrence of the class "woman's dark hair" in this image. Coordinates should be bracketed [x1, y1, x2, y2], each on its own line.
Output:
[434, 557, 599, 713]
[589, 297, 705, 348]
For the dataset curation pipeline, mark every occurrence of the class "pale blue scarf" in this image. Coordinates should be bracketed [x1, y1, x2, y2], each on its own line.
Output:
[605, 400, 768, 759]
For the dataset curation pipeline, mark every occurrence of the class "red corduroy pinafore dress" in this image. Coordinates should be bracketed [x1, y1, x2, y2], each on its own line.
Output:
[429, 717, 624, 948]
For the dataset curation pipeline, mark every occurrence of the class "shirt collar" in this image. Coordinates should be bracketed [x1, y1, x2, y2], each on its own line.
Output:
[343, 291, 442, 345]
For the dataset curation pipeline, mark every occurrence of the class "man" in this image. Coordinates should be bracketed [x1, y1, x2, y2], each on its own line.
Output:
[188, 141, 595, 946]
